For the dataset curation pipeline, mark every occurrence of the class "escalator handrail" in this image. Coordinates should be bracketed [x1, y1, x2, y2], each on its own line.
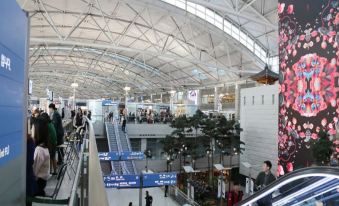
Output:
[237, 167, 339, 206]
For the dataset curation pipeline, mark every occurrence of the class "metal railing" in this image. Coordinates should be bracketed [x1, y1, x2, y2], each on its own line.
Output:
[69, 118, 109, 206]
[165, 185, 200, 206]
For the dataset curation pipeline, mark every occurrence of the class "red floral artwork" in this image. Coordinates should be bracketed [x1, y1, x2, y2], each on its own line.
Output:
[278, 0, 338, 173]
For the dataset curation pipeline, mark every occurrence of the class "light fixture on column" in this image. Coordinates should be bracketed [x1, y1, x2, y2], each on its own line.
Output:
[71, 82, 78, 88]
[169, 89, 176, 94]
[124, 86, 131, 91]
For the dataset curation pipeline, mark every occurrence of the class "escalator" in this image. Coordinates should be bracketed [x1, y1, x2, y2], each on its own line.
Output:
[117, 125, 137, 174]
[105, 122, 121, 174]
[237, 167, 339, 206]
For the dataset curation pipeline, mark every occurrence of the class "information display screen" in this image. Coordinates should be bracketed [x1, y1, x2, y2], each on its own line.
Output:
[142, 172, 177, 187]
[98, 152, 120, 161]
[120, 151, 144, 160]
[103, 175, 140, 188]
[0, 1, 28, 166]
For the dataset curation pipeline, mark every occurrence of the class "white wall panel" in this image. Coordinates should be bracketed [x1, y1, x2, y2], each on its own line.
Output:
[239, 85, 278, 179]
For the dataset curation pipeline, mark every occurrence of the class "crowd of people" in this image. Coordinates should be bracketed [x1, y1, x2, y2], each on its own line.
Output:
[126, 109, 174, 124]
[26, 103, 65, 205]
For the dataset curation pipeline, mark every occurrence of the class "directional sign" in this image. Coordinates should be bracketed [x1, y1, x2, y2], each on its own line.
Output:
[142, 172, 177, 187]
[102, 99, 116, 106]
[103, 175, 140, 188]
[120, 151, 144, 160]
[98, 152, 120, 161]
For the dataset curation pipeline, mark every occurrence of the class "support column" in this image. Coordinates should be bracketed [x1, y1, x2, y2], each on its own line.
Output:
[197, 89, 201, 109]
[234, 83, 240, 120]
[214, 87, 218, 112]
[170, 92, 175, 113]
[141, 138, 147, 151]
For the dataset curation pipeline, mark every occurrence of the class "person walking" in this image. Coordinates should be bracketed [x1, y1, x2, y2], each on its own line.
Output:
[49, 103, 65, 165]
[164, 185, 169, 197]
[41, 113, 58, 175]
[128, 202, 133, 206]
[122, 116, 127, 132]
[255, 161, 276, 206]
[26, 131, 36, 206]
[145, 191, 153, 206]
[33, 116, 51, 196]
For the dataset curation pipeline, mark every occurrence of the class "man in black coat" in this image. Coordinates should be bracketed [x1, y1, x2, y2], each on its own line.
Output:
[255, 160, 276, 206]
[49, 103, 65, 165]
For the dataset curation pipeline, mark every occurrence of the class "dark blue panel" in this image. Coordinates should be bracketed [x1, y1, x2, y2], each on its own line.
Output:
[0, 106, 22, 137]
[0, 132, 23, 167]
[0, 76, 23, 107]
[120, 151, 144, 160]
[0, 0, 27, 166]
[0, 43, 25, 83]
[103, 175, 140, 188]
[0, 2, 28, 59]
[98, 152, 120, 161]
[142, 172, 177, 187]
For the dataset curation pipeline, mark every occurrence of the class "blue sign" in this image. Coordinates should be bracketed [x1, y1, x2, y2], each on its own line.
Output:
[98, 152, 120, 161]
[0, 1, 28, 166]
[102, 100, 116, 106]
[120, 151, 144, 160]
[103, 175, 140, 188]
[142, 172, 177, 187]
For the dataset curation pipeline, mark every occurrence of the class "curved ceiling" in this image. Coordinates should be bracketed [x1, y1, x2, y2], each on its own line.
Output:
[18, 0, 278, 99]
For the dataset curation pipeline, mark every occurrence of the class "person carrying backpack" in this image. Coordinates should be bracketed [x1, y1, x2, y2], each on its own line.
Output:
[145, 191, 153, 206]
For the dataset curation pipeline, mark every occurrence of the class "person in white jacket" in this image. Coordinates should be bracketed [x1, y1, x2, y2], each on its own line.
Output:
[33, 116, 51, 196]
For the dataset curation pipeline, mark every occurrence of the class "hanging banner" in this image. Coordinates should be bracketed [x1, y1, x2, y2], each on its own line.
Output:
[278, 0, 339, 172]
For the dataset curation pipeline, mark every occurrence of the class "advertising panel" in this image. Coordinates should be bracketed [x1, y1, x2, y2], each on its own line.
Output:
[278, 0, 339, 172]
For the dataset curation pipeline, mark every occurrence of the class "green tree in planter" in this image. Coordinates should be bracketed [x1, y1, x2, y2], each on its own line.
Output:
[187, 110, 206, 168]
[311, 130, 334, 166]
[214, 116, 244, 164]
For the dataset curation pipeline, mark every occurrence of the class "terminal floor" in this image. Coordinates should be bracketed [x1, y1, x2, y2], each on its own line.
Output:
[106, 187, 180, 206]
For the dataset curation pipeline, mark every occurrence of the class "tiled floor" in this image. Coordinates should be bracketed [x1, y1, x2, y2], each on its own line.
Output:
[106, 187, 180, 206]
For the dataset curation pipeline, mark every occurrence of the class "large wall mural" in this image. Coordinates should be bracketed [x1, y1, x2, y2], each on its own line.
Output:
[278, 0, 339, 173]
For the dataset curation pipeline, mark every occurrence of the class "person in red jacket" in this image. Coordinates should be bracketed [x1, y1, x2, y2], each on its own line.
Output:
[227, 183, 243, 206]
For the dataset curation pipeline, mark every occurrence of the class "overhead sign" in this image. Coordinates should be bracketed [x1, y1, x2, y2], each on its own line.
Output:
[103, 175, 140, 188]
[98, 152, 120, 161]
[102, 99, 116, 106]
[120, 151, 144, 160]
[98, 151, 144, 161]
[0, 0, 28, 166]
[142, 172, 177, 187]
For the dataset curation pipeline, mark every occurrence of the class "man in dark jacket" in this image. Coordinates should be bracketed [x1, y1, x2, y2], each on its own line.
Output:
[49, 103, 65, 165]
[255, 160, 276, 206]
[145, 191, 153, 206]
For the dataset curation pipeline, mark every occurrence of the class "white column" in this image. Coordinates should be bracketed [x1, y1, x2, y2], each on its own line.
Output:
[197, 89, 201, 109]
[170, 93, 174, 113]
[214, 87, 218, 111]
[235, 83, 240, 120]
[160, 93, 163, 103]
[141, 138, 147, 151]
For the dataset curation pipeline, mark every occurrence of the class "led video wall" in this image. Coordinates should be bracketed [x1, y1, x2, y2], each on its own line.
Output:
[278, 0, 339, 173]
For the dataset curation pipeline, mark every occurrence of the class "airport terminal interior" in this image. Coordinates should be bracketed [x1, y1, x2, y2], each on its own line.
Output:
[0, 0, 339, 205]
